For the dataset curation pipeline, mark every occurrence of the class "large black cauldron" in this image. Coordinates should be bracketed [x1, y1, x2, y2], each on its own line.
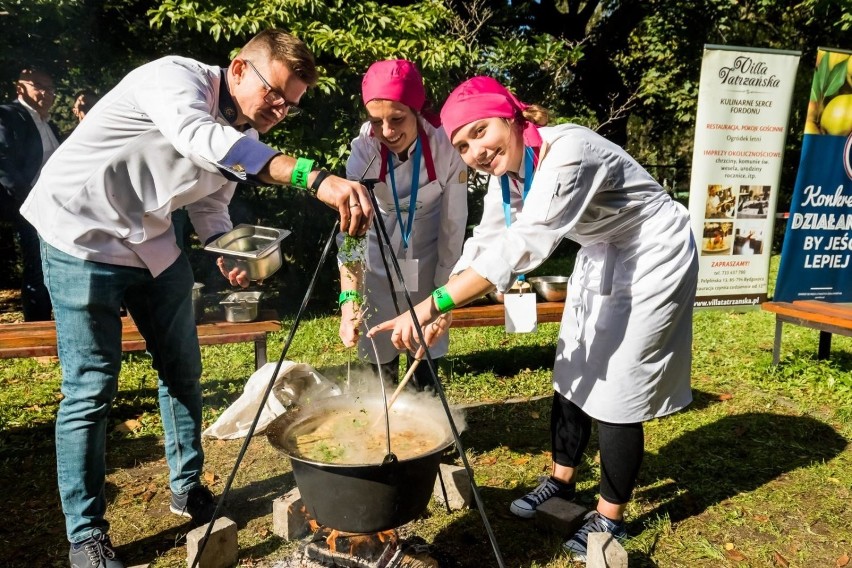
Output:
[266, 393, 458, 533]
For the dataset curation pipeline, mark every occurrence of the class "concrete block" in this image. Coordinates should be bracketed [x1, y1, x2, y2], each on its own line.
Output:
[272, 487, 310, 540]
[432, 464, 472, 510]
[186, 517, 238, 568]
[587, 532, 628, 568]
[535, 498, 587, 535]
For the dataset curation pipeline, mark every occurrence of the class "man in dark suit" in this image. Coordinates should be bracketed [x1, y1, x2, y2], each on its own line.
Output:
[0, 67, 60, 320]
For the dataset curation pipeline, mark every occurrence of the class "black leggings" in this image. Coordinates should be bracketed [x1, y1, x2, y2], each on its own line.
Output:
[550, 393, 644, 505]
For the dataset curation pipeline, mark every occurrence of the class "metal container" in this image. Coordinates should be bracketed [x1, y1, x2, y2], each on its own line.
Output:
[204, 225, 291, 281]
[528, 276, 569, 302]
[220, 291, 263, 322]
[266, 393, 459, 533]
[486, 280, 533, 304]
[191, 282, 205, 322]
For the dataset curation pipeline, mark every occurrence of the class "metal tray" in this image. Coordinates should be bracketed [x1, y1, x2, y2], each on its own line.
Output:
[204, 225, 291, 281]
[220, 291, 263, 322]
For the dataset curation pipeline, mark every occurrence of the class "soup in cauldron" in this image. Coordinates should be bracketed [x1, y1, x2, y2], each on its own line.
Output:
[279, 406, 447, 465]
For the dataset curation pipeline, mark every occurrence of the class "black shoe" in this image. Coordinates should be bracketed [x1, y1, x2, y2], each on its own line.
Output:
[509, 476, 576, 518]
[170, 485, 218, 525]
[69, 532, 125, 568]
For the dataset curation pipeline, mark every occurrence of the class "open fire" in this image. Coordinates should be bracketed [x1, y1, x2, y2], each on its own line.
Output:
[303, 521, 402, 567]
[271, 502, 407, 568]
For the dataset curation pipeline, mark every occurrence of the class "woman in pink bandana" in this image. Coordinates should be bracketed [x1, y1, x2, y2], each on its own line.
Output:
[370, 76, 698, 561]
[337, 60, 468, 390]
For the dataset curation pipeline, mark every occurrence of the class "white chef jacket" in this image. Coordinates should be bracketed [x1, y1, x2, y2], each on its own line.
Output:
[342, 117, 468, 363]
[20, 56, 279, 277]
[454, 124, 698, 423]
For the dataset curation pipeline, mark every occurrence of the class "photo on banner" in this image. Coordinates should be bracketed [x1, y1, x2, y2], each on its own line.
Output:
[774, 46, 852, 303]
[687, 45, 801, 309]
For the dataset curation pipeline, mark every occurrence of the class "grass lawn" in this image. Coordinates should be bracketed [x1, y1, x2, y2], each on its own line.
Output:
[0, 256, 850, 567]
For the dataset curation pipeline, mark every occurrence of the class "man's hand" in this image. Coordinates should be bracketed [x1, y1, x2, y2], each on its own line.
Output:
[259, 155, 374, 236]
[217, 257, 252, 288]
[314, 174, 373, 236]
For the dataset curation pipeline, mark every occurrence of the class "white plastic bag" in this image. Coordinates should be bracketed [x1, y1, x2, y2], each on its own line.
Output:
[203, 361, 341, 440]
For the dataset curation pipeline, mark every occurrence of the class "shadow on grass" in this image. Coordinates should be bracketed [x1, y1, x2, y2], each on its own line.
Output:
[429, 390, 846, 567]
[450, 343, 557, 378]
[112, 470, 297, 566]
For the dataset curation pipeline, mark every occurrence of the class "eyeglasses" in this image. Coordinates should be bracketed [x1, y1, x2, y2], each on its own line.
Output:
[243, 59, 301, 116]
[19, 80, 55, 94]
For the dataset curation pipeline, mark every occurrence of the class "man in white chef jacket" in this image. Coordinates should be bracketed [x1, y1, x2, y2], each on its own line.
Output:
[20, 29, 372, 568]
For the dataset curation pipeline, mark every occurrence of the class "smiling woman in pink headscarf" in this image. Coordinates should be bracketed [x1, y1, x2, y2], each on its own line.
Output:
[337, 59, 468, 391]
[369, 76, 698, 561]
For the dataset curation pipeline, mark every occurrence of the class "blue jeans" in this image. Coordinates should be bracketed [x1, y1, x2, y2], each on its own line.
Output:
[41, 241, 204, 543]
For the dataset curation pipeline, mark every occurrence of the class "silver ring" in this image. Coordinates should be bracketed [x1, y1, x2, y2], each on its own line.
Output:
[349, 203, 360, 208]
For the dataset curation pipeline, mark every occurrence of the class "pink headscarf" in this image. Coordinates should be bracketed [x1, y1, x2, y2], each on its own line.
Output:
[440, 76, 543, 149]
[361, 59, 426, 111]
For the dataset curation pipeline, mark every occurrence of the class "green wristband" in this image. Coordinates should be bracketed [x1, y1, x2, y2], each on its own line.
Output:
[291, 157, 315, 189]
[432, 286, 456, 313]
[339, 289, 362, 308]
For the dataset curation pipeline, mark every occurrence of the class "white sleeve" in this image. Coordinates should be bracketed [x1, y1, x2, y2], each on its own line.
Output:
[433, 131, 469, 286]
[452, 174, 506, 278]
[345, 123, 381, 181]
[468, 137, 599, 291]
[133, 58, 245, 168]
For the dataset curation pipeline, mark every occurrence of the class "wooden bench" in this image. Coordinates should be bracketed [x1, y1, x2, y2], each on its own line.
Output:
[761, 300, 852, 364]
[0, 309, 281, 369]
[450, 301, 565, 328]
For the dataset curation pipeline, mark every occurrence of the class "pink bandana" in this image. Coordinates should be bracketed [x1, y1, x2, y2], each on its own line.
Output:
[361, 59, 426, 111]
[440, 76, 542, 149]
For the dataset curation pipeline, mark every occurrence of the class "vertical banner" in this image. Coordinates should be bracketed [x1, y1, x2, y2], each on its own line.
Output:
[774, 47, 852, 302]
[688, 45, 801, 308]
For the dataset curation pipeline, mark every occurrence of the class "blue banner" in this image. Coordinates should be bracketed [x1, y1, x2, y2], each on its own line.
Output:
[774, 48, 852, 302]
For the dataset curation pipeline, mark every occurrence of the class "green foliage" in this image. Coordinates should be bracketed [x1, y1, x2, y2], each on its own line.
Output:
[5, 0, 852, 309]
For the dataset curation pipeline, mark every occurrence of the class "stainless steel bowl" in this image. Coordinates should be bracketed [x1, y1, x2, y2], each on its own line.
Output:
[486, 280, 533, 304]
[528, 276, 569, 302]
[204, 225, 291, 281]
[220, 291, 263, 322]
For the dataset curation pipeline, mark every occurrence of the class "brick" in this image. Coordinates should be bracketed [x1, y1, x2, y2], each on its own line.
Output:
[587, 532, 628, 568]
[272, 487, 310, 540]
[186, 517, 238, 568]
[534, 498, 587, 535]
[432, 464, 472, 510]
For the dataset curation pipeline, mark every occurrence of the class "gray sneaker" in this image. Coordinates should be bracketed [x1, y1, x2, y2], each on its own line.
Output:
[69, 532, 125, 568]
[170, 484, 218, 525]
[509, 476, 576, 518]
[562, 510, 628, 563]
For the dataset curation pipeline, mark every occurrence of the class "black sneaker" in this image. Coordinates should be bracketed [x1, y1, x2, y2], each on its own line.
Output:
[170, 485, 218, 525]
[69, 532, 125, 568]
[509, 476, 576, 518]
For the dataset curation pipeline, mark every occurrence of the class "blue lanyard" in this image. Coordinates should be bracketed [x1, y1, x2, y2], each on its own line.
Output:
[387, 136, 422, 250]
[500, 146, 536, 282]
[500, 146, 536, 227]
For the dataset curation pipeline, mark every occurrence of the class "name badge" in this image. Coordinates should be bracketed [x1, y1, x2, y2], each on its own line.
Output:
[504, 291, 537, 333]
[390, 259, 419, 292]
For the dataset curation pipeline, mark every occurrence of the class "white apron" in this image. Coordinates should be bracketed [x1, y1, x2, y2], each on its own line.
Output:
[454, 124, 698, 422]
[344, 120, 468, 364]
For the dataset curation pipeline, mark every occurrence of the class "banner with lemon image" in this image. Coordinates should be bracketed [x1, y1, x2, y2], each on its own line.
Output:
[774, 46, 852, 302]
